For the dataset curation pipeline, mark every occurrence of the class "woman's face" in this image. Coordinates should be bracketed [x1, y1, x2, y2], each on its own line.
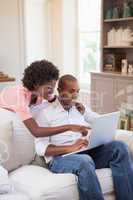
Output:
[35, 80, 57, 100]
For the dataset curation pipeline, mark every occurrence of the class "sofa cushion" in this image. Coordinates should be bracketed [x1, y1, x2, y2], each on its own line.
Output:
[9, 165, 114, 200]
[115, 130, 133, 161]
[0, 121, 12, 144]
[0, 108, 35, 172]
[0, 192, 29, 200]
[9, 165, 79, 200]
[96, 168, 114, 194]
[0, 121, 12, 164]
[104, 192, 115, 200]
[0, 166, 13, 194]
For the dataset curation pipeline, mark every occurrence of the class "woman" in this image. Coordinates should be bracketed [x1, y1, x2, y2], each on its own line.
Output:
[0, 59, 88, 137]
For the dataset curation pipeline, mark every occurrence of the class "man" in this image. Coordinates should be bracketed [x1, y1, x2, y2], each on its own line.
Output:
[34, 75, 133, 200]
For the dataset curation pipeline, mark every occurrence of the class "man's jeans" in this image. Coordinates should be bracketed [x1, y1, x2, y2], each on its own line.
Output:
[48, 141, 133, 200]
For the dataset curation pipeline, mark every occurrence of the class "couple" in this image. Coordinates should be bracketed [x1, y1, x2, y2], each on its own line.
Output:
[0, 60, 133, 200]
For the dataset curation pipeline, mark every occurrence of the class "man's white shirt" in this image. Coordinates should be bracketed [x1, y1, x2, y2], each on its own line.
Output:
[31, 98, 99, 163]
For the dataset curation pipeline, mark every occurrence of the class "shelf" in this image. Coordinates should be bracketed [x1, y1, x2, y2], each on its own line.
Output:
[0, 71, 15, 82]
[104, 17, 133, 23]
[103, 71, 133, 78]
[104, 46, 133, 49]
[91, 71, 133, 79]
[0, 78, 15, 82]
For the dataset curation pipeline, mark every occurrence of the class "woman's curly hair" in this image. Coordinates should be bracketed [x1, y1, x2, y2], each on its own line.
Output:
[22, 60, 59, 91]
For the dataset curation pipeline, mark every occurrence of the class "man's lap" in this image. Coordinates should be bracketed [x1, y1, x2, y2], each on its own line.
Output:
[48, 153, 95, 174]
[48, 141, 127, 173]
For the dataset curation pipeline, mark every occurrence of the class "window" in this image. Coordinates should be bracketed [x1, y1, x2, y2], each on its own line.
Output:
[78, 0, 101, 84]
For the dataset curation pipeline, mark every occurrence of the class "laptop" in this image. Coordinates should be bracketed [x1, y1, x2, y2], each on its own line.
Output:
[62, 111, 120, 157]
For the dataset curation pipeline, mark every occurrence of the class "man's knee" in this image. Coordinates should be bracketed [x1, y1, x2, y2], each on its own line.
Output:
[108, 141, 129, 156]
[76, 154, 95, 169]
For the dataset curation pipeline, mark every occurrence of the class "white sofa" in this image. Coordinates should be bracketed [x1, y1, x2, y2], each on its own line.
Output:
[0, 107, 133, 200]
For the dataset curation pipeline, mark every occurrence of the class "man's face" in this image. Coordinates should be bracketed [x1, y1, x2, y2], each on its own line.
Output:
[58, 80, 80, 108]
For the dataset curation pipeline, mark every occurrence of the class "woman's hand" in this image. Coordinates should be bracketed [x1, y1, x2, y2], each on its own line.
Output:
[69, 125, 91, 136]
[75, 102, 85, 115]
[69, 139, 89, 152]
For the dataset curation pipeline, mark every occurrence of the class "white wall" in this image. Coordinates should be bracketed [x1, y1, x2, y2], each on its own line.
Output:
[45, 0, 63, 73]
[0, 0, 51, 81]
[46, 0, 78, 75]
[25, 0, 47, 65]
[25, 0, 78, 75]
[62, 0, 78, 76]
[0, 0, 79, 82]
[0, 0, 25, 81]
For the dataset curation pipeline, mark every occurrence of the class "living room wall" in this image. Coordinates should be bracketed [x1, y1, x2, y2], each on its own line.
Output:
[0, 0, 50, 82]
[0, 0, 79, 83]
[0, 0, 25, 81]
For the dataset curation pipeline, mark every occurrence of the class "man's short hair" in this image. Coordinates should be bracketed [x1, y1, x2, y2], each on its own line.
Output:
[58, 74, 77, 90]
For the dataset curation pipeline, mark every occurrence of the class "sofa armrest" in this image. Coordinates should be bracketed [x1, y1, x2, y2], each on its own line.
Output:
[115, 130, 133, 161]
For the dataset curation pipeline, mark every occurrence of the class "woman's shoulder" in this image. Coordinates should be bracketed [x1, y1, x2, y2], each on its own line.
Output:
[0, 84, 31, 101]
[2, 84, 30, 94]
[1, 84, 24, 92]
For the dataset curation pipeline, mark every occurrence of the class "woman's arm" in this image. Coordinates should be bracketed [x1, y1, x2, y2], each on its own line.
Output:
[45, 139, 89, 156]
[24, 118, 89, 137]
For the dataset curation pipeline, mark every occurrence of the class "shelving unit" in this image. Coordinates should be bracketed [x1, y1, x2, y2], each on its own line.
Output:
[102, 0, 133, 73]
[91, 0, 133, 114]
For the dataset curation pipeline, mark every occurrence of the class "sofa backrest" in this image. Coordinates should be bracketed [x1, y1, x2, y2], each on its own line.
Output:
[0, 108, 35, 172]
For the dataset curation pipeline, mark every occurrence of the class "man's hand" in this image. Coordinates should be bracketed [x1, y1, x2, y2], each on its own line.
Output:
[45, 138, 90, 157]
[69, 139, 89, 152]
[75, 102, 85, 115]
[69, 125, 91, 136]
